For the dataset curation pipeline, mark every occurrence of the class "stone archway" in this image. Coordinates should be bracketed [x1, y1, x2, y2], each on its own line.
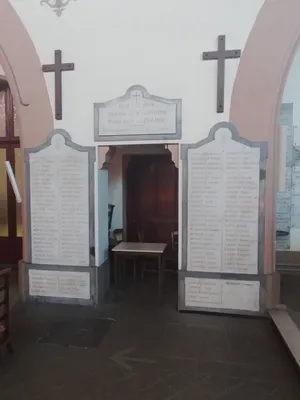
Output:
[0, 0, 53, 261]
[229, 0, 300, 282]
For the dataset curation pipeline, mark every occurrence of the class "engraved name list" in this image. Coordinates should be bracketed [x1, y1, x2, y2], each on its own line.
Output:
[29, 133, 90, 266]
[187, 130, 260, 274]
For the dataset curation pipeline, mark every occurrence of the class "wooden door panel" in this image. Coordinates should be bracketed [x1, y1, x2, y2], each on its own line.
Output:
[126, 154, 178, 244]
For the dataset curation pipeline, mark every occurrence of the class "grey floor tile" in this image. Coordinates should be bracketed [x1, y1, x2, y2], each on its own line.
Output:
[0, 279, 299, 400]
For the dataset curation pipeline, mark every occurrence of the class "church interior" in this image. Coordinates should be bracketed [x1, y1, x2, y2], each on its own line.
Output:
[106, 145, 179, 303]
[0, 38, 300, 317]
[2, 1, 300, 398]
[1, 37, 300, 310]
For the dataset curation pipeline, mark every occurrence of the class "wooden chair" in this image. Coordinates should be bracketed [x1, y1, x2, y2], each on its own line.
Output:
[171, 231, 178, 250]
[163, 231, 178, 273]
[113, 228, 124, 243]
[0, 268, 13, 354]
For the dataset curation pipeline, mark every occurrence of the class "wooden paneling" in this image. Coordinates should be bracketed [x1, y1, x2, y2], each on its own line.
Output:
[0, 85, 22, 264]
[126, 154, 178, 244]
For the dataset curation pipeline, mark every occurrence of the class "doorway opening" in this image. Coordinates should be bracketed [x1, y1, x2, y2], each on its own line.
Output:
[107, 144, 179, 307]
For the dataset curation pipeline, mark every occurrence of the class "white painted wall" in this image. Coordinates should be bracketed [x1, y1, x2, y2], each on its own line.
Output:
[10, 0, 264, 146]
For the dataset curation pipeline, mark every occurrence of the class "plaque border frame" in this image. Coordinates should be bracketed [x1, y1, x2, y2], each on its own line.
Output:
[25, 129, 96, 267]
[179, 121, 268, 315]
[25, 263, 95, 306]
[94, 85, 182, 142]
[276, 103, 294, 250]
[178, 271, 266, 316]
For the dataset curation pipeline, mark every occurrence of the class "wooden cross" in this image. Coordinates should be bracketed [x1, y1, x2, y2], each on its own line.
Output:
[42, 50, 74, 120]
[203, 35, 241, 114]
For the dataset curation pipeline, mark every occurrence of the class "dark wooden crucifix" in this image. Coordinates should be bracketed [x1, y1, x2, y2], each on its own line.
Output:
[203, 35, 241, 114]
[42, 50, 74, 120]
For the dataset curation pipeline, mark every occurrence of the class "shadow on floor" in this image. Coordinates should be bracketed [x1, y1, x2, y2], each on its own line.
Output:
[0, 275, 300, 400]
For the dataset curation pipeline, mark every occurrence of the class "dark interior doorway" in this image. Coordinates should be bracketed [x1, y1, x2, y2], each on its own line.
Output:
[0, 81, 22, 264]
[125, 153, 178, 245]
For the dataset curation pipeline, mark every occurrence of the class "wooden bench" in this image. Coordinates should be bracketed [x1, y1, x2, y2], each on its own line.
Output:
[0, 268, 13, 354]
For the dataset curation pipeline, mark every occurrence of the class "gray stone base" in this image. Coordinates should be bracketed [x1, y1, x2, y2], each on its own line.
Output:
[21, 262, 98, 306]
[177, 270, 274, 316]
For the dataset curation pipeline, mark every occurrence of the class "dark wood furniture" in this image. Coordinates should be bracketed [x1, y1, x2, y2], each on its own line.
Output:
[112, 242, 167, 303]
[125, 154, 178, 244]
[0, 268, 13, 353]
[0, 82, 22, 264]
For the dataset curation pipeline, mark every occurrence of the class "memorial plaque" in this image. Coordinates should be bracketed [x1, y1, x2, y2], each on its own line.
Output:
[286, 131, 293, 165]
[186, 127, 260, 274]
[276, 109, 293, 251]
[26, 130, 95, 266]
[94, 85, 182, 142]
[283, 166, 292, 190]
[291, 195, 300, 215]
[292, 166, 300, 194]
[276, 238, 290, 250]
[294, 126, 300, 147]
[29, 269, 90, 299]
[277, 190, 292, 200]
[277, 215, 291, 232]
[294, 149, 300, 164]
[277, 199, 291, 214]
[185, 277, 260, 312]
[291, 215, 300, 228]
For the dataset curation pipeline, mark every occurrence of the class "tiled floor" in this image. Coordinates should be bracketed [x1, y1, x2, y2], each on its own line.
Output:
[281, 273, 300, 330]
[0, 276, 300, 400]
[281, 274, 300, 312]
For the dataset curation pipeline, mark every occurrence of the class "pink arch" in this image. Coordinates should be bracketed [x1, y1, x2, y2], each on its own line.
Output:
[230, 0, 300, 275]
[0, 0, 53, 260]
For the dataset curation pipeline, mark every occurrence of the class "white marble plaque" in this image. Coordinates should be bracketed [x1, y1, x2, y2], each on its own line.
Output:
[276, 238, 290, 250]
[291, 215, 300, 228]
[294, 126, 300, 147]
[185, 277, 260, 312]
[277, 216, 290, 231]
[292, 167, 300, 194]
[277, 190, 292, 200]
[29, 269, 90, 299]
[98, 88, 177, 136]
[277, 199, 291, 214]
[187, 129, 260, 274]
[291, 195, 300, 216]
[29, 133, 90, 266]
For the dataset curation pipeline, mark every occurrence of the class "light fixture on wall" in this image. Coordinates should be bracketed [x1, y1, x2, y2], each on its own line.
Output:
[40, 0, 77, 17]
